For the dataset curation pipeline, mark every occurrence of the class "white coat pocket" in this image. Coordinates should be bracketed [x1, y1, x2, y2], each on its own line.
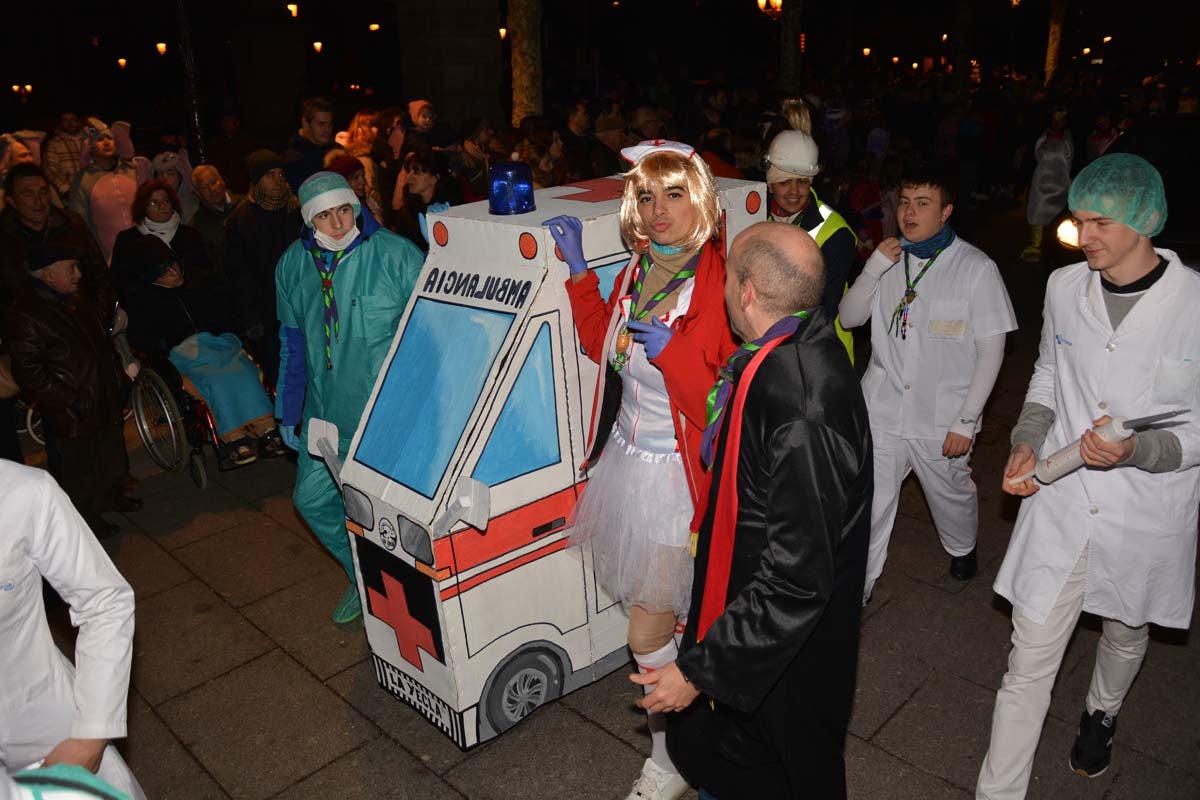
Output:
[927, 300, 968, 340]
[1151, 356, 1200, 407]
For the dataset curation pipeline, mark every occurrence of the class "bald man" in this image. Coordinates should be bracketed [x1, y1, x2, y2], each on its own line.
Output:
[633, 222, 873, 799]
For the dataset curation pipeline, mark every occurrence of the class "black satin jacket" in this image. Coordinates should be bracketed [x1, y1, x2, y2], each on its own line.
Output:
[670, 309, 872, 798]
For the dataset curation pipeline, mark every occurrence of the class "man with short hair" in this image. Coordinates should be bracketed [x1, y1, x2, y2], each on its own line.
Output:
[190, 163, 242, 286]
[42, 112, 86, 197]
[637, 221, 872, 799]
[840, 162, 1016, 603]
[977, 154, 1200, 799]
[0, 164, 109, 309]
[224, 150, 301, 388]
[2, 243, 137, 538]
[560, 100, 595, 181]
[283, 97, 336, 192]
[591, 111, 624, 177]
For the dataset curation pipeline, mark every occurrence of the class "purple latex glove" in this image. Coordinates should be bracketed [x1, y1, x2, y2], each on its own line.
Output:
[543, 214, 588, 275]
[626, 317, 674, 359]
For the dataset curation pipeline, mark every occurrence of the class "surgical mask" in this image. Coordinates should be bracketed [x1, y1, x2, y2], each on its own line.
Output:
[314, 225, 360, 252]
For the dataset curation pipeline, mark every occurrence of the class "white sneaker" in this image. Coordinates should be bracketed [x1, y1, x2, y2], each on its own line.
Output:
[625, 758, 689, 800]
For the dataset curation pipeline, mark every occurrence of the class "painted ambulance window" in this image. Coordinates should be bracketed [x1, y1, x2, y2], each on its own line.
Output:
[592, 259, 626, 299]
[355, 298, 515, 497]
[473, 322, 560, 486]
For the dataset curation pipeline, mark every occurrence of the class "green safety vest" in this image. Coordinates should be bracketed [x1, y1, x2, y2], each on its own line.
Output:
[769, 188, 857, 363]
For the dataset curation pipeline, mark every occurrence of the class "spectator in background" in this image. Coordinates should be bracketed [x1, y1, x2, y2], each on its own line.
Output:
[407, 99, 457, 148]
[325, 153, 384, 221]
[66, 118, 142, 263]
[190, 164, 242, 280]
[283, 97, 336, 192]
[698, 128, 743, 179]
[560, 99, 594, 181]
[456, 117, 493, 201]
[110, 179, 218, 295]
[1021, 109, 1073, 262]
[627, 106, 665, 144]
[336, 110, 383, 216]
[372, 108, 409, 224]
[224, 150, 301, 387]
[3, 243, 139, 539]
[393, 146, 462, 252]
[592, 111, 625, 177]
[150, 150, 199, 223]
[205, 112, 254, 194]
[42, 112, 87, 197]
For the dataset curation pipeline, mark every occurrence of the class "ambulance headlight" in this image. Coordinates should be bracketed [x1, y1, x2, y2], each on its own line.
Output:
[397, 515, 434, 567]
[489, 161, 536, 215]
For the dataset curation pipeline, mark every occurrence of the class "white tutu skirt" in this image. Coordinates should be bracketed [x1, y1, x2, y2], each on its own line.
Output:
[568, 426, 694, 616]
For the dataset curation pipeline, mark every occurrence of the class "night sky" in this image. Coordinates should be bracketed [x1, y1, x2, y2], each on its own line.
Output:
[3, 0, 1195, 134]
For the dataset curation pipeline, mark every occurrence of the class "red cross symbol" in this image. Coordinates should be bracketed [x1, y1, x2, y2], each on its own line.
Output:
[368, 573, 437, 670]
[559, 178, 625, 203]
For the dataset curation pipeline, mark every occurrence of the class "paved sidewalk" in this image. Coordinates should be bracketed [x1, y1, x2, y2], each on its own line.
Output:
[44, 208, 1200, 799]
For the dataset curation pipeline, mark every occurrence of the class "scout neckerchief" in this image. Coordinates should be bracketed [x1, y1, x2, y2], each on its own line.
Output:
[694, 322, 797, 639]
[610, 248, 699, 372]
[700, 309, 814, 468]
[305, 245, 345, 369]
[886, 225, 956, 339]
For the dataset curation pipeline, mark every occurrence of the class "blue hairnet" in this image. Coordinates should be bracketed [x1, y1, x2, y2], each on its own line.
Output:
[1068, 153, 1166, 237]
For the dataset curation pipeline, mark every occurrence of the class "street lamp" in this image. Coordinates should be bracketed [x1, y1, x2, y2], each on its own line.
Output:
[369, 23, 380, 31]
[862, 47, 871, 57]
[499, 27, 507, 40]
[117, 58, 127, 68]
[286, 3, 298, 17]
[156, 42, 167, 55]
[312, 41, 323, 53]
[1103, 36, 1113, 43]
[892, 56, 899, 64]
[941, 33, 948, 43]
[1082, 47, 1091, 55]
[757, 0, 782, 21]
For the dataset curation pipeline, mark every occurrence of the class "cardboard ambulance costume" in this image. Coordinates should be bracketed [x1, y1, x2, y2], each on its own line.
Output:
[308, 176, 765, 748]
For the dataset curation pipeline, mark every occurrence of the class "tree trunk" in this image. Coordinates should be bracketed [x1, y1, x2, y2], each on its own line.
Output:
[779, 0, 804, 94]
[510, 0, 543, 127]
[1044, 0, 1068, 86]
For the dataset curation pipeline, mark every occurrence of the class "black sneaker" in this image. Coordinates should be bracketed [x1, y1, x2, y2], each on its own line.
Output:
[949, 548, 978, 580]
[1069, 709, 1117, 778]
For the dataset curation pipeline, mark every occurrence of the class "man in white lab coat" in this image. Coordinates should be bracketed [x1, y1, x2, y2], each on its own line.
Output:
[840, 161, 1016, 602]
[0, 462, 145, 799]
[978, 153, 1199, 799]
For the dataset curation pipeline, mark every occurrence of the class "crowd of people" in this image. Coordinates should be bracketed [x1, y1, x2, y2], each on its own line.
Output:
[0, 61, 1195, 800]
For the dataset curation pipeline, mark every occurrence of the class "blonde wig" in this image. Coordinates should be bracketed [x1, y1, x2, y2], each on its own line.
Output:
[618, 151, 720, 254]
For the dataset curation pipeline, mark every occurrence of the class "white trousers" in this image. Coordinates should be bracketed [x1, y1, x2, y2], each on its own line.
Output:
[976, 545, 1149, 800]
[864, 430, 977, 598]
[0, 657, 146, 800]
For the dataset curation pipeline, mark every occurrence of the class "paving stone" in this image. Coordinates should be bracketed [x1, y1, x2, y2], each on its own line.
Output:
[860, 571, 920, 623]
[242, 566, 370, 680]
[1048, 639, 1200, 778]
[172, 516, 332, 607]
[273, 737, 462, 800]
[130, 462, 205, 499]
[882, 516, 977, 596]
[442, 703, 643, 800]
[125, 482, 261, 551]
[873, 671, 996, 790]
[864, 580, 1014, 692]
[132, 580, 274, 706]
[326, 658, 471, 775]
[558, 662, 646, 755]
[159, 650, 375, 800]
[256, 494, 314, 541]
[849, 634, 934, 740]
[123, 691, 229, 800]
[215, 456, 298, 502]
[1106, 748, 1200, 799]
[101, 528, 191, 600]
[844, 735, 969, 799]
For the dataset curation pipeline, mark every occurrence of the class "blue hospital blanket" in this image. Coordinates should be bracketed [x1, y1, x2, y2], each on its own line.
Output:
[168, 333, 273, 435]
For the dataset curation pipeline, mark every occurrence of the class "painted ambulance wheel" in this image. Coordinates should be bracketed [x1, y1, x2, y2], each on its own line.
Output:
[485, 649, 562, 732]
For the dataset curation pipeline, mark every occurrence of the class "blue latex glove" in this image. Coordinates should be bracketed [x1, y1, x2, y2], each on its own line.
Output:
[543, 214, 588, 275]
[626, 317, 674, 359]
[280, 424, 300, 451]
[418, 213, 430, 244]
[428, 201, 451, 215]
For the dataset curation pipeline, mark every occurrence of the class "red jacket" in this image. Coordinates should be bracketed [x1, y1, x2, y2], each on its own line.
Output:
[566, 240, 737, 532]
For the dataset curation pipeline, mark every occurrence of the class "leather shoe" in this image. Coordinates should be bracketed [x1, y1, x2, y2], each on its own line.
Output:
[950, 548, 978, 580]
[109, 494, 144, 513]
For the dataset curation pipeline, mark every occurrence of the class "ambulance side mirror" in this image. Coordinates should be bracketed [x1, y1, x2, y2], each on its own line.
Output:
[432, 476, 491, 539]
